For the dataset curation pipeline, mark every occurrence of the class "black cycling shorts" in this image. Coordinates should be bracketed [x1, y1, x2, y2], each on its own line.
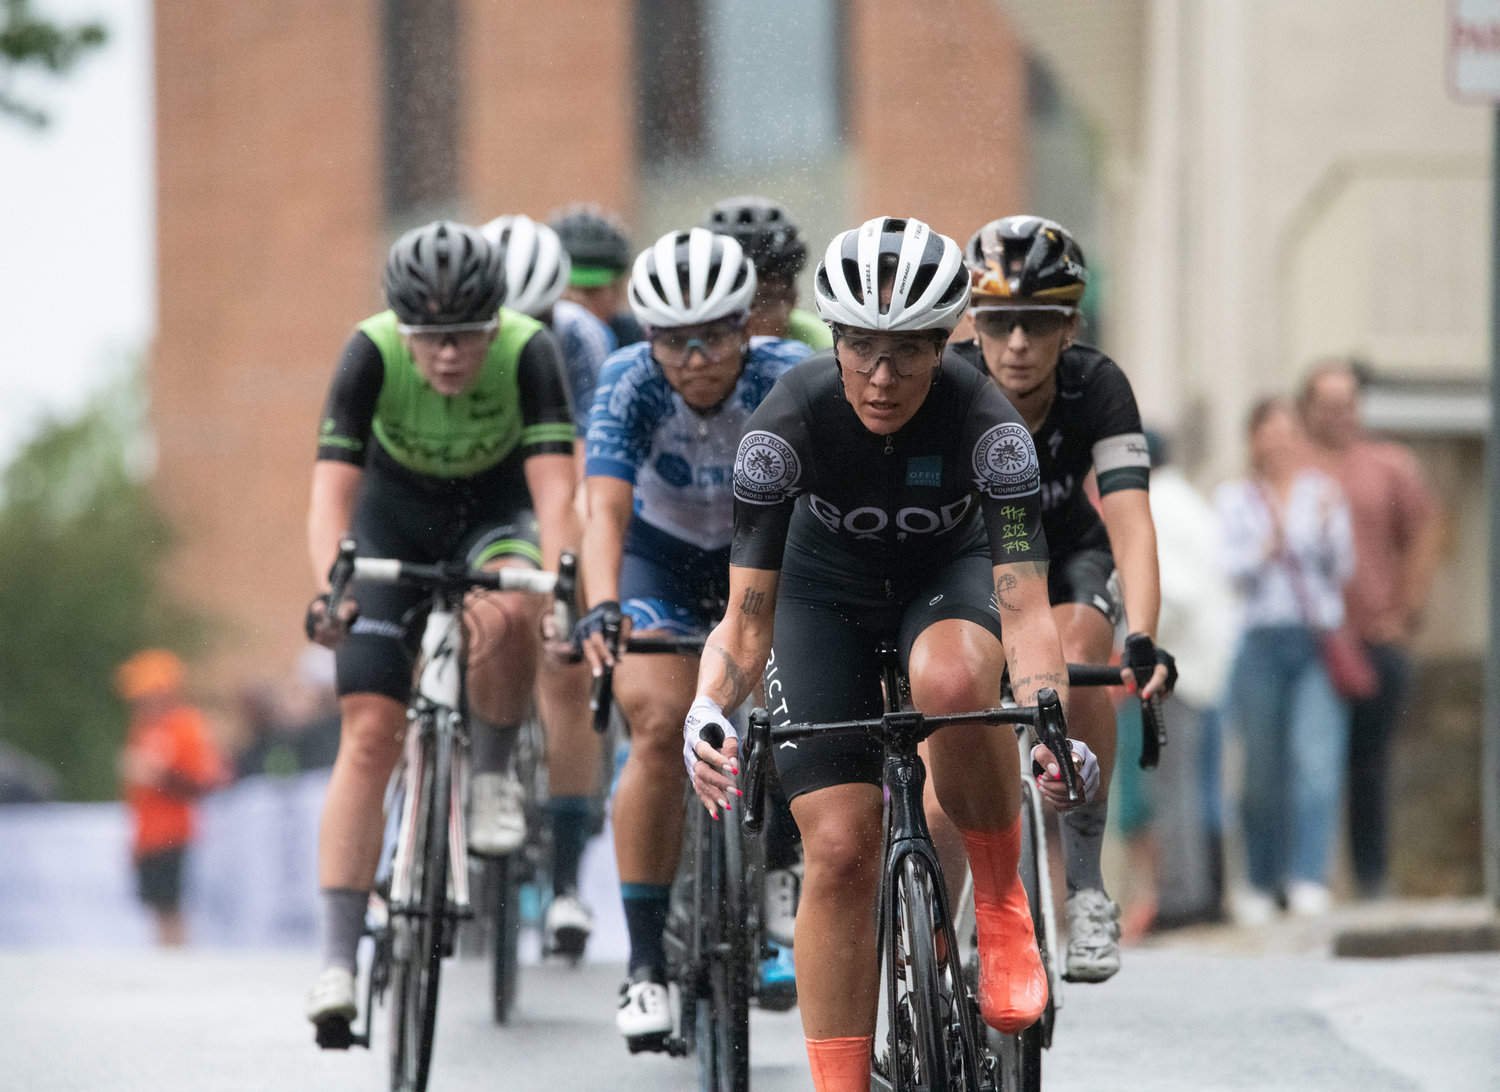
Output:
[763, 548, 1003, 802]
[1047, 546, 1123, 628]
[335, 454, 541, 702]
[136, 845, 186, 911]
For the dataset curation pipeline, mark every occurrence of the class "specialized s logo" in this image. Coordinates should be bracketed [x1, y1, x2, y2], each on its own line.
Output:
[972, 422, 1039, 499]
[734, 430, 800, 505]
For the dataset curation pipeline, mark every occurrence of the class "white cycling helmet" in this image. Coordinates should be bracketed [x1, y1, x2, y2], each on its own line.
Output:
[813, 216, 970, 333]
[481, 214, 570, 318]
[627, 227, 757, 329]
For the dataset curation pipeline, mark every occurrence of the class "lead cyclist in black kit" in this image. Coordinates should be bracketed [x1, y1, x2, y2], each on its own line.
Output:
[951, 216, 1177, 983]
[682, 217, 1098, 1092]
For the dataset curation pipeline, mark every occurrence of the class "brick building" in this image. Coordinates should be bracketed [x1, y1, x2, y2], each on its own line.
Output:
[152, 1, 1031, 698]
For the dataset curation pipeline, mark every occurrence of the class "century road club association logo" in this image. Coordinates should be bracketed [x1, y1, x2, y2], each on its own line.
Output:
[734, 430, 800, 504]
[972, 422, 1038, 499]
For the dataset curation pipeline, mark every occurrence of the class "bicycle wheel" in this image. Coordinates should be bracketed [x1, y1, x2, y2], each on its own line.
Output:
[889, 853, 952, 1092]
[697, 800, 752, 1092]
[390, 721, 451, 1092]
[993, 776, 1047, 1092]
[486, 852, 522, 1024]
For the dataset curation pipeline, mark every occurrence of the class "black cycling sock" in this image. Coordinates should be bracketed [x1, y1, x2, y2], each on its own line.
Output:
[1059, 800, 1109, 895]
[469, 720, 520, 775]
[548, 795, 593, 894]
[321, 887, 369, 973]
[620, 883, 671, 980]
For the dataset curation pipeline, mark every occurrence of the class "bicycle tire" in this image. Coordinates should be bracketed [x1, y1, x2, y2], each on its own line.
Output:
[390, 720, 451, 1092]
[891, 853, 952, 1092]
[993, 776, 1046, 1092]
[487, 853, 522, 1024]
[703, 801, 752, 1092]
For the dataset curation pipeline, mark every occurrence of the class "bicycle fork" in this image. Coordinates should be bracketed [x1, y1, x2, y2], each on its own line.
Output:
[390, 606, 473, 923]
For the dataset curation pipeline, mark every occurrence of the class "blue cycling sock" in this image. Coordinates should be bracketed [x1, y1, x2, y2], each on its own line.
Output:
[620, 883, 671, 979]
[548, 795, 594, 894]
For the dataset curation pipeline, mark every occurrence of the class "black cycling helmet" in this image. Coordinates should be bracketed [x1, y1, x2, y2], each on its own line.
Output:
[383, 220, 506, 326]
[548, 203, 633, 280]
[702, 195, 808, 280]
[965, 215, 1087, 305]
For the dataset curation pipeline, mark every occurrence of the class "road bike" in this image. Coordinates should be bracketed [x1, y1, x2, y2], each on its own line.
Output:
[317, 539, 564, 1092]
[739, 642, 1079, 1092]
[589, 607, 762, 1092]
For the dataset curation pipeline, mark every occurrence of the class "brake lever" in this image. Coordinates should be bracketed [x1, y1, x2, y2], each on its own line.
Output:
[741, 708, 771, 834]
[1032, 687, 1080, 803]
[589, 604, 623, 734]
[1124, 633, 1167, 769]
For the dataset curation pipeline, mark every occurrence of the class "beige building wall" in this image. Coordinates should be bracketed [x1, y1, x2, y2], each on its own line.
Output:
[1004, 0, 1492, 657]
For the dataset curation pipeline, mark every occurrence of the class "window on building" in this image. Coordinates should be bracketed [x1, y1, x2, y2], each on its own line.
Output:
[636, 0, 845, 171]
[382, 0, 461, 222]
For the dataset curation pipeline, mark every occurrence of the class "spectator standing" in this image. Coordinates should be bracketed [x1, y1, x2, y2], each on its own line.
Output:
[1214, 399, 1354, 922]
[115, 649, 226, 945]
[1139, 428, 1235, 929]
[1300, 360, 1441, 898]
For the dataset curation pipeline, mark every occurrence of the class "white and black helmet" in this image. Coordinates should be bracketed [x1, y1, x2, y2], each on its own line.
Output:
[384, 220, 506, 327]
[813, 216, 970, 333]
[627, 228, 757, 329]
[481, 214, 570, 318]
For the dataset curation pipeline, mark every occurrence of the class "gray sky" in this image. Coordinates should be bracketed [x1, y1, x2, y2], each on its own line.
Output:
[0, 0, 151, 465]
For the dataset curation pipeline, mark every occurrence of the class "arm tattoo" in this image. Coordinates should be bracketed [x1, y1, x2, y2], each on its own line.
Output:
[707, 642, 750, 705]
[1010, 671, 1066, 693]
[740, 588, 766, 616]
[994, 572, 1020, 612]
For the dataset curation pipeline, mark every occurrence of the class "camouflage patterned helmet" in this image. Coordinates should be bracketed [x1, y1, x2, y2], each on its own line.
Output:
[965, 215, 1087, 305]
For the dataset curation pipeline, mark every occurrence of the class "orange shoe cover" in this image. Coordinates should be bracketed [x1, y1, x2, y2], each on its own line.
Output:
[960, 819, 1048, 1033]
[806, 1035, 873, 1092]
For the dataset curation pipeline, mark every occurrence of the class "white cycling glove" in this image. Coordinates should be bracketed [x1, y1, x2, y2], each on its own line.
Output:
[683, 696, 737, 779]
[1034, 738, 1102, 802]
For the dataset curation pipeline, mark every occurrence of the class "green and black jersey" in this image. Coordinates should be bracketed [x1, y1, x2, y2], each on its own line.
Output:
[316, 307, 575, 480]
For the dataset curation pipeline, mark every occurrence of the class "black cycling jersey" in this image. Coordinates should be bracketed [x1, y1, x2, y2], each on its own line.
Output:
[730, 350, 1048, 583]
[950, 340, 1149, 555]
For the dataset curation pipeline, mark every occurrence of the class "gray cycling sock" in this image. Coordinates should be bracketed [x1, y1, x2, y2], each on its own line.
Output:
[1059, 800, 1109, 896]
[469, 720, 520, 775]
[321, 887, 369, 973]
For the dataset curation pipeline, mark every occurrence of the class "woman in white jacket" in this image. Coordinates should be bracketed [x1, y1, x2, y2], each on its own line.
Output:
[1215, 397, 1354, 923]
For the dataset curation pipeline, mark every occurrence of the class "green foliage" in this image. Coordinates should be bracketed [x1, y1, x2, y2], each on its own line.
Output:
[0, 379, 206, 800]
[0, 0, 107, 127]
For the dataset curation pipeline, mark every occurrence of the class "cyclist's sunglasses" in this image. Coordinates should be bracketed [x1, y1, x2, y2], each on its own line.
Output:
[832, 327, 945, 378]
[397, 319, 500, 347]
[972, 306, 1077, 339]
[648, 319, 746, 367]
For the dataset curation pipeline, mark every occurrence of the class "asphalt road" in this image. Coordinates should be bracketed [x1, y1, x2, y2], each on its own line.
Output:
[1, 946, 1497, 1091]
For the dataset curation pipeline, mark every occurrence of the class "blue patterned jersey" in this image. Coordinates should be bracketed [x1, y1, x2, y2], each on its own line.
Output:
[585, 336, 812, 550]
[551, 299, 617, 438]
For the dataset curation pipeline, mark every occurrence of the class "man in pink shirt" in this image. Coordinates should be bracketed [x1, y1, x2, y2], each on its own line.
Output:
[1300, 360, 1442, 898]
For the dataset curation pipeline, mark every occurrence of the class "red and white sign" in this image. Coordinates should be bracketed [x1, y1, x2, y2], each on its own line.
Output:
[1451, 0, 1500, 102]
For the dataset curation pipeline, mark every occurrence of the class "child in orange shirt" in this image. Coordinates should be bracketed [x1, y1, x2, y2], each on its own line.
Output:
[116, 650, 226, 946]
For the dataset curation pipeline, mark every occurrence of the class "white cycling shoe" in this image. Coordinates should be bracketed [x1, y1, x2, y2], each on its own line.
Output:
[1063, 888, 1122, 983]
[469, 771, 526, 857]
[545, 891, 594, 959]
[617, 970, 672, 1052]
[306, 966, 358, 1048]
